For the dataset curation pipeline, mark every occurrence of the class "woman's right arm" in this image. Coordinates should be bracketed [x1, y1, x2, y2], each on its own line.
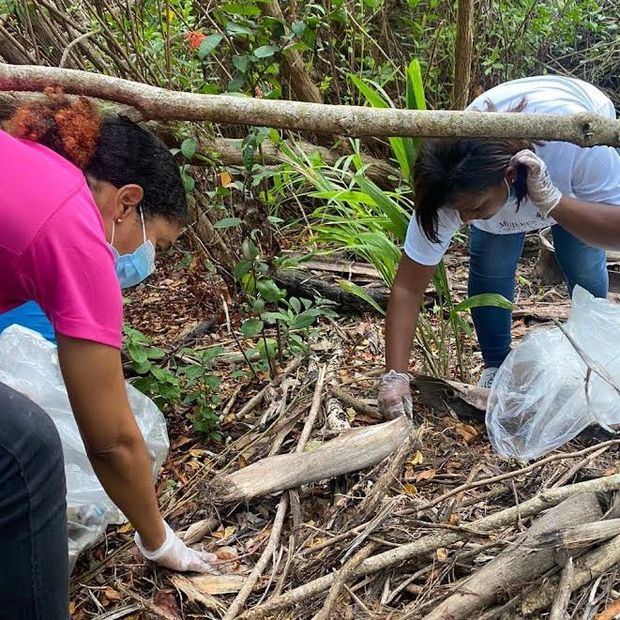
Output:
[56, 335, 217, 572]
[385, 255, 437, 372]
[378, 255, 436, 419]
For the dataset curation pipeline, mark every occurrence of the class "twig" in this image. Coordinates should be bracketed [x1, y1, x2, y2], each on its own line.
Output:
[235, 356, 304, 419]
[549, 557, 574, 620]
[223, 494, 289, 620]
[221, 296, 259, 381]
[297, 364, 326, 451]
[311, 543, 378, 620]
[413, 439, 620, 514]
[220, 384, 243, 420]
[329, 385, 380, 417]
[59, 29, 99, 67]
[548, 445, 611, 488]
[554, 319, 620, 395]
[241, 474, 620, 617]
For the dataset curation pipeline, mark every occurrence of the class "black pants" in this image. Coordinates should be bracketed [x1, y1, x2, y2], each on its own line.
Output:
[0, 382, 69, 619]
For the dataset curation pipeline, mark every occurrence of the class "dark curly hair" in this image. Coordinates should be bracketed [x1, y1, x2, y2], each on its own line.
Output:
[8, 88, 187, 224]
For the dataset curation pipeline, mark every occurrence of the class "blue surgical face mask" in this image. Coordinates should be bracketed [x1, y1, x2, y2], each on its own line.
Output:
[108, 207, 156, 289]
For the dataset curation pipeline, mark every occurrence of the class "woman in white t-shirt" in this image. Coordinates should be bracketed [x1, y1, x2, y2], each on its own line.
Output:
[377, 75, 620, 419]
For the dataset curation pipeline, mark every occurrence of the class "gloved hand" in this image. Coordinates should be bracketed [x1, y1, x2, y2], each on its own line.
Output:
[510, 149, 562, 217]
[378, 369, 412, 420]
[135, 520, 220, 573]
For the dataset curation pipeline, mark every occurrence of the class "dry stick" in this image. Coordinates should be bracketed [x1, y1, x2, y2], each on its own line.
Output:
[311, 543, 378, 620]
[235, 356, 304, 419]
[329, 385, 379, 417]
[413, 439, 620, 514]
[223, 495, 289, 620]
[521, 534, 620, 616]
[549, 557, 575, 620]
[0, 65, 618, 146]
[225, 363, 325, 619]
[240, 474, 620, 618]
[297, 364, 327, 451]
[554, 319, 620, 394]
[548, 445, 611, 488]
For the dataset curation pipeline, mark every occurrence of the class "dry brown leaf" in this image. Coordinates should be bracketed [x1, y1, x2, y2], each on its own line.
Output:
[220, 171, 233, 187]
[455, 422, 479, 445]
[212, 525, 236, 540]
[407, 451, 424, 467]
[402, 484, 418, 496]
[103, 587, 121, 602]
[415, 469, 436, 482]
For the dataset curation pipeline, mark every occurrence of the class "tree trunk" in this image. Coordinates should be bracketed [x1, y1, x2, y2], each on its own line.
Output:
[1, 65, 618, 146]
[452, 0, 475, 109]
[261, 1, 323, 104]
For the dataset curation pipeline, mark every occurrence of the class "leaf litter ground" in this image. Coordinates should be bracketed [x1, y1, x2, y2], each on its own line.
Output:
[70, 238, 620, 619]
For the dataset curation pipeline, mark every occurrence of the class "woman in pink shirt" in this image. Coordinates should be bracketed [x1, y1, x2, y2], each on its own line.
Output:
[0, 92, 217, 618]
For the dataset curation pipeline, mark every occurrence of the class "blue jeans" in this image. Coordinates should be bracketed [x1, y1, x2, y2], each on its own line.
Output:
[469, 225, 608, 368]
[0, 382, 69, 619]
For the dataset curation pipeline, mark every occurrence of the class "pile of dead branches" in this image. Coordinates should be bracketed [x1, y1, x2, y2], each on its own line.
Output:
[70, 329, 620, 619]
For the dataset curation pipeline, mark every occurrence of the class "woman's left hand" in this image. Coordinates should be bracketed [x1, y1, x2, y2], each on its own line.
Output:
[510, 149, 562, 217]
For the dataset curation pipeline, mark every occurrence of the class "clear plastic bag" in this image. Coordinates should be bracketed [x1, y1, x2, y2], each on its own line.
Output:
[487, 286, 620, 460]
[0, 325, 169, 569]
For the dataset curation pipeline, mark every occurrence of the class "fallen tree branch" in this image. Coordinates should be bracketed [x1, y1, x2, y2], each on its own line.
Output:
[424, 493, 602, 620]
[520, 533, 620, 616]
[241, 474, 620, 617]
[549, 557, 574, 620]
[311, 543, 377, 620]
[1, 65, 618, 146]
[213, 415, 412, 504]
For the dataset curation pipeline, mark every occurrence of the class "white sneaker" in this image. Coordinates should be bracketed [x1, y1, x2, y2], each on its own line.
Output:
[477, 367, 499, 389]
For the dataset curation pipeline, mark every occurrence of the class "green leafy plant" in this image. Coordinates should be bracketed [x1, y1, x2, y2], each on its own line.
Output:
[179, 347, 224, 441]
[234, 235, 337, 374]
[123, 326, 181, 409]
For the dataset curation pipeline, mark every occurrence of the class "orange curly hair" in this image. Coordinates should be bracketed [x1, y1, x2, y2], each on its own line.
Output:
[8, 87, 101, 169]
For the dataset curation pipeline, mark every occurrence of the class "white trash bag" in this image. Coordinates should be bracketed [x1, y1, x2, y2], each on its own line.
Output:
[0, 325, 169, 569]
[487, 286, 620, 460]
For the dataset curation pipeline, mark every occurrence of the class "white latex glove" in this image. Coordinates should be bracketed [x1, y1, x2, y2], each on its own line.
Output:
[135, 520, 220, 574]
[510, 149, 563, 217]
[378, 369, 412, 420]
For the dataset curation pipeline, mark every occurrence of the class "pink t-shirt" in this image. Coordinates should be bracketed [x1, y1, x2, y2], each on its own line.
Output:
[0, 130, 122, 348]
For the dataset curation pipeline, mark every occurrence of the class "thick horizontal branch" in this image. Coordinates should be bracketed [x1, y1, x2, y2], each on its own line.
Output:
[1, 65, 618, 146]
[0, 91, 399, 188]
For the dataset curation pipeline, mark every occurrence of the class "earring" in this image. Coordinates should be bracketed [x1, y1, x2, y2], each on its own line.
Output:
[116, 218, 122, 224]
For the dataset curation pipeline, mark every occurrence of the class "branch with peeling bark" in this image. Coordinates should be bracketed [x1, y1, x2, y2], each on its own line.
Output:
[212, 415, 412, 504]
[240, 473, 620, 617]
[1, 65, 618, 146]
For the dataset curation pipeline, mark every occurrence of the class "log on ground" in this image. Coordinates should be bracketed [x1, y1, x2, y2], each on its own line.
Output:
[424, 492, 603, 620]
[212, 415, 412, 504]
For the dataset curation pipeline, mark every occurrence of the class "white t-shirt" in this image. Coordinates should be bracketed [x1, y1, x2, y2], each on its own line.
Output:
[404, 75, 620, 266]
